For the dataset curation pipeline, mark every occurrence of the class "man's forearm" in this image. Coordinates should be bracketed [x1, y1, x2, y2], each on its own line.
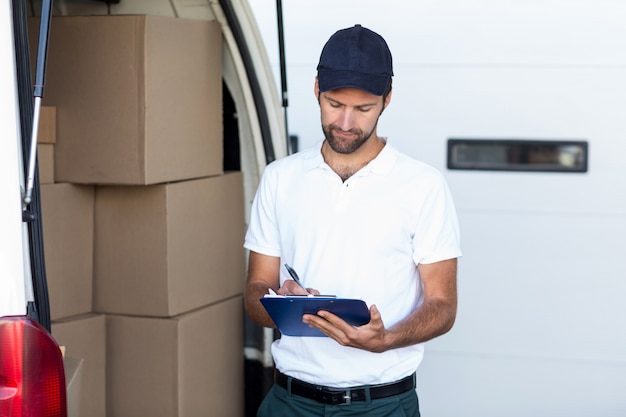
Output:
[244, 281, 277, 329]
[385, 296, 457, 349]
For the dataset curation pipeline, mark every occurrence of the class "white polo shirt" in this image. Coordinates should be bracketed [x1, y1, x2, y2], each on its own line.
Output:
[244, 140, 462, 387]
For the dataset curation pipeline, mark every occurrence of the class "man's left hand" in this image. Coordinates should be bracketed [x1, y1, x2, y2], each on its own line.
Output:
[302, 304, 389, 353]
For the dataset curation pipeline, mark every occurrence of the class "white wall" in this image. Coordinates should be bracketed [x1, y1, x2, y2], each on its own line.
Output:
[249, 1, 626, 415]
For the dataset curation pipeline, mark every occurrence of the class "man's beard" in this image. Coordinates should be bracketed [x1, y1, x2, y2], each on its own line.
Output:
[323, 124, 376, 154]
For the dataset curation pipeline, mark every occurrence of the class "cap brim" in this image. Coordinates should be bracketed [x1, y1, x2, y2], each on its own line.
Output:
[318, 69, 389, 96]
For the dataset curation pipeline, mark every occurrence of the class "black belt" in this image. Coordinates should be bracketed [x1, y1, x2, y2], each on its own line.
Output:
[275, 370, 415, 406]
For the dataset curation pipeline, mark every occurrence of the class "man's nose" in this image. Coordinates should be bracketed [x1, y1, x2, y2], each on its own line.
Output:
[335, 109, 355, 130]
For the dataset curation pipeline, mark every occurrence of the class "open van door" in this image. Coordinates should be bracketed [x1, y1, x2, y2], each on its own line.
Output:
[0, 1, 67, 416]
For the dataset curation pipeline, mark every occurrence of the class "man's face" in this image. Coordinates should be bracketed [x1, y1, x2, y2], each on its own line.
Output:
[317, 86, 388, 155]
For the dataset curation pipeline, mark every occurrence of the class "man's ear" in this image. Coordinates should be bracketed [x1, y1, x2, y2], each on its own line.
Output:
[314, 77, 320, 98]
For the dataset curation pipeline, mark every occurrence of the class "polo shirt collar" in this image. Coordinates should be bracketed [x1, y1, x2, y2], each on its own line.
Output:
[301, 141, 326, 172]
[302, 139, 398, 175]
[365, 138, 397, 175]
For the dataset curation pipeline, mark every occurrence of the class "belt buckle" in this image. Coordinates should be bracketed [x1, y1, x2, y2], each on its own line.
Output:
[319, 387, 352, 406]
[341, 388, 351, 405]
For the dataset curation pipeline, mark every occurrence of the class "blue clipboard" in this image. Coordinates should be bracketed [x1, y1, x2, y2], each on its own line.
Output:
[260, 296, 371, 337]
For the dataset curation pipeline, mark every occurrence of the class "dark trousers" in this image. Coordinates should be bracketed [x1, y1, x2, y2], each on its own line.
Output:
[257, 383, 420, 417]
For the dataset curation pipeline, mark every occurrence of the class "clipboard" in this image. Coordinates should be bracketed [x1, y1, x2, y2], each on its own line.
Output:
[260, 296, 371, 337]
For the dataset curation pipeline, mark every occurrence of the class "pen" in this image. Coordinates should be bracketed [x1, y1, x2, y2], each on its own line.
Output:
[284, 264, 308, 293]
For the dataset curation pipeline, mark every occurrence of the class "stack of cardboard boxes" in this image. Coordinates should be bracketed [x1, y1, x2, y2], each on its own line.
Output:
[37, 107, 103, 417]
[35, 15, 245, 417]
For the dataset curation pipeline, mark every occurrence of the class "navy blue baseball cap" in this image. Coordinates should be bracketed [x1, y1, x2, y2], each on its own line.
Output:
[317, 24, 393, 96]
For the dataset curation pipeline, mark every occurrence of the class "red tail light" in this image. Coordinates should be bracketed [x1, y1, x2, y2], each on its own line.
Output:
[0, 316, 66, 417]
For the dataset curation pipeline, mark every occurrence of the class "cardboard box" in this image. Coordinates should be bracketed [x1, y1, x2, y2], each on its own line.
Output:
[94, 172, 245, 317]
[38, 144, 54, 184]
[37, 106, 56, 144]
[106, 297, 244, 417]
[63, 357, 84, 417]
[33, 15, 223, 185]
[40, 183, 94, 320]
[52, 314, 106, 417]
